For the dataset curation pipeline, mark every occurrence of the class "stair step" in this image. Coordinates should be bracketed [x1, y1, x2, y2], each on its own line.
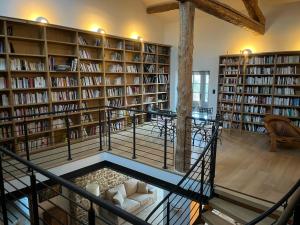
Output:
[202, 211, 233, 225]
[215, 186, 282, 216]
[209, 198, 275, 225]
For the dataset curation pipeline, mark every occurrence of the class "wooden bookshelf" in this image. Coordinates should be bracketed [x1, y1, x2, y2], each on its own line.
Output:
[0, 16, 171, 153]
[218, 51, 300, 134]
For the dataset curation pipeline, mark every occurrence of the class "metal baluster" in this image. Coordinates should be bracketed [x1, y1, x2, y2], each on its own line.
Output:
[98, 109, 103, 151]
[0, 154, 8, 225]
[30, 172, 40, 225]
[24, 116, 31, 172]
[166, 198, 170, 225]
[209, 123, 216, 197]
[133, 114, 136, 159]
[107, 110, 111, 150]
[163, 118, 168, 169]
[65, 114, 72, 160]
[88, 202, 95, 225]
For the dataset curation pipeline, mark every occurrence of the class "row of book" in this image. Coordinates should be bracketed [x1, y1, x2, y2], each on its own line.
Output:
[277, 55, 300, 64]
[12, 77, 46, 89]
[276, 76, 300, 85]
[110, 52, 122, 61]
[0, 58, 5, 70]
[0, 110, 9, 121]
[222, 67, 239, 75]
[107, 88, 123, 97]
[82, 126, 98, 137]
[158, 94, 168, 101]
[144, 65, 156, 73]
[248, 56, 274, 65]
[158, 85, 168, 92]
[274, 87, 297, 95]
[144, 44, 156, 54]
[243, 96, 273, 104]
[222, 86, 235, 92]
[52, 77, 78, 87]
[127, 97, 140, 105]
[53, 118, 68, 129]
[132, 77, 140, 84]
[0, 77, 7, 89]
[109, 110, 126, 120]
[144, 96, 155, 103]
[14, 106, 49, 118]
[247, 67, 274, 75]
[126, 65, 140, 73]
[53, 103, 78, 113]
[274, 97, 300, 106]
[158, 56, 169, 64]
[243, 115, 263, 123]
[143, 76, 156, 83]
[11, 59, 45, 71]
[221, 58, 240, 65]
[70, 130, 80, 140]
[246, 76, 273, 85]
[80, 62, 102, 72]
[15, 120, 49, 136]
[18, 137, 51, 152]
[0, 126, 12, 139]
[104, 77, 122, 85]
[243, 124, 266, 133]
[0, 41, 4, 53]
[14, 92, 48, 105]
[78, 36, 102, 46]
[276, 66, 299, 74]
[108, 64, 123, 73]
[158, 74, 168, 83]
[81, 76, 102, 86]
[49, 57, 78, 72]
[51, 91, 78, 101]
[273, 108, 299, 117]
[104, 39, 123, 49]
[82, 89, 101, 99]
[144, 86, 156, 93]
[244, 105, 267, 114]
[79, 49, 92, 59]
[158, 66, 169, 73]
[126, 86, 140, 95]
[144, 54, 156, 63]
[106, 98, 123, 107]
[110, 121, 125, 132]
[245, 87, 272, 94]
[82, 113, 93, 123]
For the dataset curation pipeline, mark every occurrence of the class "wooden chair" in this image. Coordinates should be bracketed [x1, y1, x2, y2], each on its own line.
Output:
[264, 115, 300, 152]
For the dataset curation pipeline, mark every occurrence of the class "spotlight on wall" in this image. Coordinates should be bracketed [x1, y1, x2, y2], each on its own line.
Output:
[36, 17, 49, 24]
[242, 48, 252, 56]
[137, 36, 143, 42]
[97, 28, 106, 34]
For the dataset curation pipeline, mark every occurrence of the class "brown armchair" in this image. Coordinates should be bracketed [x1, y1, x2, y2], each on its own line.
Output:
[264, 115, 300, 152]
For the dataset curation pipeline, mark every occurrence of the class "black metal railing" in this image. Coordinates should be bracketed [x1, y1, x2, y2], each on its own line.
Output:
[246, 179, 300, 225]
[145, 117, 220, 225]
[0, 146, 150, 225]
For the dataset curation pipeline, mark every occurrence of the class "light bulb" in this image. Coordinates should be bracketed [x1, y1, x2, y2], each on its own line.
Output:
[36, 17, 49, 24]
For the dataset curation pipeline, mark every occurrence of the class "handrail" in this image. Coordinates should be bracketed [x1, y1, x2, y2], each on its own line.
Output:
[0, 146, 150, 225]
[145, 119, 219, 221]
[246, 179, 300, 225]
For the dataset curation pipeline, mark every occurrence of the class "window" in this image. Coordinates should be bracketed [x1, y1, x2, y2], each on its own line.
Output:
[192, 71, 209, 110]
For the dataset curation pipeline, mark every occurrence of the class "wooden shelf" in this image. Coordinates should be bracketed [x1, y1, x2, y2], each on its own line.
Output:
[0, 16, 171, 151]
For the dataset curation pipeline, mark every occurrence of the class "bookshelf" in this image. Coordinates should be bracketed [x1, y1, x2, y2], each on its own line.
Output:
[218, 51, 300, 134]
[0, 16, 171, 153]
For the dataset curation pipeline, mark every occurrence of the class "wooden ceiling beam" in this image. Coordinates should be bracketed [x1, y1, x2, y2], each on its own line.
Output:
[189, 0, 265, 34]
[241, 0, 265, 24]
[146, 1, 179, 14]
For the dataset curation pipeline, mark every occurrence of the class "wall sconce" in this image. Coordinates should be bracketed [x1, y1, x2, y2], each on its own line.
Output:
[97, 28, 105, 34]
[36, 17, 49, 24]
[242, 48, 252, 56]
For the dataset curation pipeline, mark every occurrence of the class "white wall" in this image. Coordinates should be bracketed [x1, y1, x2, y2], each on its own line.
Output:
[0, 0, 165, 43]
[164, 1, 300, 112]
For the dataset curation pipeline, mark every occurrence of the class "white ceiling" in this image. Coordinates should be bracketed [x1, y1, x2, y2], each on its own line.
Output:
[141, 0, 300, 22]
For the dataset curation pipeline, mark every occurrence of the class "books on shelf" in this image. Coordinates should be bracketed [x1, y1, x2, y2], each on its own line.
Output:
[0, 40, 4, 53]
[49, 57, 78, 71]
[14, 92, 48, 105]
[0, 77, 7, 89]
[52, 76, 78, 87]
[246, 76, 273, 85]
[12, 76, 46, 89]
[15, 120, 49, 136]
[128, 97, 140, 105]
[0, 110, 9, 121]
[246, 66, 274, 75]
[158, 56, 168, 64]
[245, 86, 272, 94]
[273, 108, 299, 117]
[244, 105, 267, 114]
[277, 55, 300, 64]
[53, 118, 68, 129]
[274, 87, 296, 95]
[222, 66, 239, 75]
[18, 137, 50, 152]
[158, 74, 168, 83]
[110, 52, 122, 61]
[80, 62, 102, 72]
[104, 39, 123, 49]
[78, 36, 88, 45]
[108, 64, 123, 73]
[248, 56, 274, 65]
[276, 66, 299, 74]
[106, 98, 123, 107]
[144, 64, 156, 73]
[274, 97, 300, 106]
[133, 77, 140, 84]
[244, 95, 272, 105]
[107, 87, 123, 97]
[14, 106, 49, 118]
[110, 121, 125, 131]
[11, 58, 45, 71]
[131, 54, 141, 62]
[70, 129, 80, 140]
[81, 76, 102, 86]
[53, 103, 78, 112]
[0, 126, 12, 139]
[144, 44, 156, 54]
[79, 49, 92, 59]
[51, 91, 78, 101]
[82, 113, 93, 123]
[0, 58, 6, 70]
[144, 96, 155, 103]
[144, 85, 156, 93]
[144, 54, 156, 63]
[126, 64, 140, 73]
[243, 124, 266, 133]
[126, 86, 140, 95]
[158, 66, 169, 73]
[114, 77, 122, 85]
[82, 89, 101, 99]
[143, 75, 156, 84]
[158, 85, 168, 92]
[276, 76, 300, 85]
[158, 94, 168, 101]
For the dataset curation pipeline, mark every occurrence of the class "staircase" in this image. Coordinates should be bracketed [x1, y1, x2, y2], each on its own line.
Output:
[202, 186, 281, 225]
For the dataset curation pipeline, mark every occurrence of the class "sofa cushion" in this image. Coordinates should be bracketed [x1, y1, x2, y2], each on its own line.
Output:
[137, 181, 148, 194]
[113, 191, 124, 207]
[121, 198, 141, 213]
[106, 184, 127, 201]
[124, 179, 138, 196]
[128, 193, 152, 205]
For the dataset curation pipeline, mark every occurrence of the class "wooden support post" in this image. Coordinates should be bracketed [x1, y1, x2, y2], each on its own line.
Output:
[175, 0, 195, 172]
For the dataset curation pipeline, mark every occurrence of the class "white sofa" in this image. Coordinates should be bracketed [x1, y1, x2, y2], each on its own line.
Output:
[97, 178, 157, 225]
